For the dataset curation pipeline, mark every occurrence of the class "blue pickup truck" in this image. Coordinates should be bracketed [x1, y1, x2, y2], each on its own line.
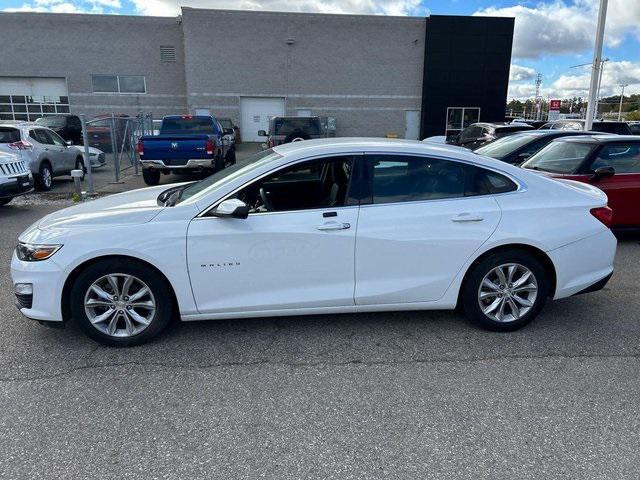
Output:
[137, 115, 236, 185]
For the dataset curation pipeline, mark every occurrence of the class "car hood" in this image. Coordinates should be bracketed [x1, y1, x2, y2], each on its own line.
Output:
[37, 184, 172, 231]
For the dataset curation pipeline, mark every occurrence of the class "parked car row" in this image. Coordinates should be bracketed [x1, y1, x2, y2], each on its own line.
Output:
[0, 122, 106, 198]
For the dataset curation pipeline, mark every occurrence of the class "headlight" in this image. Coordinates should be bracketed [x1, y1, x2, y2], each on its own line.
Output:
[16, 243, 62, 261]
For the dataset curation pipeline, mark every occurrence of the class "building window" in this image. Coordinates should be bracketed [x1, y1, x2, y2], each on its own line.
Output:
[91, 75, 146, 94]
[445, 107, 480, 140]
[0, 95, 70, 122]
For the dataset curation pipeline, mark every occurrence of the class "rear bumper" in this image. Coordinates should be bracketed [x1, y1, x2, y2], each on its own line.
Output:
[141, 159, 215, 169]
[572, 271, 613, 296]
[549, 229, 617, 299]
[0, 174, 34, 199]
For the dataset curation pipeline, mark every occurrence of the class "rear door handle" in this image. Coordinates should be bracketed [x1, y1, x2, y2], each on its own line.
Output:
[451, 213, 484, 222]
[317, 221, 351, 231]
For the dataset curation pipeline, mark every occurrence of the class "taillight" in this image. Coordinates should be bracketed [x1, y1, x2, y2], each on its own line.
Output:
[205, 139, 214, 156]
[590, 206, 613, 228]
[8, 140, 33, 151]
[136, 140, 144, 156]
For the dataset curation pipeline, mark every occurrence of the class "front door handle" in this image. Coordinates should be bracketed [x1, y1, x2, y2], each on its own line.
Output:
[451, 213, 484, 222]
[317, 221, 350, 231]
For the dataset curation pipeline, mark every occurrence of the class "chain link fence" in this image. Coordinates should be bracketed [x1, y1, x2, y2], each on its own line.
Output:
[79, 112, 155, 191]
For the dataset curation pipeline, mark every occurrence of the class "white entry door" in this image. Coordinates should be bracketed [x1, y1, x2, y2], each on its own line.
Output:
[404, 110, 421, 140]
[240, 97, 285, 142]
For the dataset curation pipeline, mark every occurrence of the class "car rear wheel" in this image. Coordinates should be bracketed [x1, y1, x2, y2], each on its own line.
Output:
[70, 259, 173, 347]
[142, 168, 160, 186]
[36, 162, 53, 191]
[225, 148, 236, 165]
[460, 250, 549, 331]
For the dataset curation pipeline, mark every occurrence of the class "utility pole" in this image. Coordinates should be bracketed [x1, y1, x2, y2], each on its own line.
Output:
[618, 83, 629, 121]
[585, 0, 608, 130]
[534, 73, 543, 121]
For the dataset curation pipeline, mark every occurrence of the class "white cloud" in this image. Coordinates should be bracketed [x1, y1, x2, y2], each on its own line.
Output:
[510, 64, 537, 82]
[3, 0, 121, 13]
[131, 0, 426, 17]
[508, 60, 640, 99]
[474, 0, 640, 59]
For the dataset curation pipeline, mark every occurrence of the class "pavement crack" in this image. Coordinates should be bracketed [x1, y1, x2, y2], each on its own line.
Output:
[1, 351, 639, 383]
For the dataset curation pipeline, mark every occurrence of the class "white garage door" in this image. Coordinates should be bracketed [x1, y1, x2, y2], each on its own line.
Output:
[0, 77, 69, 121]
[240, 97, 285, 142]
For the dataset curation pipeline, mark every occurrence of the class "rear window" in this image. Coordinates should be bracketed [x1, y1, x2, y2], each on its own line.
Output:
[218, 119, 233, 129]
[273, 118, 321, 136]
[593, 123, 632, 135]
[0, 127, 20, 143]
[522, 141, 594, 174]
[161, 117, 214, 134]
[629, 123, 640, 135]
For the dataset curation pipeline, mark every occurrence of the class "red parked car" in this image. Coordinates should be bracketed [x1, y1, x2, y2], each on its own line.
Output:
[521, 135, 640, 228]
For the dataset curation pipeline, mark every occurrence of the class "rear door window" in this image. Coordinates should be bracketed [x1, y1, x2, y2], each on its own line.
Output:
[367, 155, 517, 205]
[30, 129, 53, 145]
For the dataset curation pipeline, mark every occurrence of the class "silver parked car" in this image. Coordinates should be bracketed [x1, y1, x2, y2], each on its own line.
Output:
[0, 122, 87, 191]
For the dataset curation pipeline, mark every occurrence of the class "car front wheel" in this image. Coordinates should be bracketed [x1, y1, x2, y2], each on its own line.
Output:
[460, 250, 549, 331]
[70, 259, 173, 346]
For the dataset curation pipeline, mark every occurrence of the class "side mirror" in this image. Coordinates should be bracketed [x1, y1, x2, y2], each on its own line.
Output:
[591, 166, 615, 180]
[257, 130, 267, 137]
[66, 140, 73, 146]
[213, 198, 249, 219]
[517, 152, 531, 161]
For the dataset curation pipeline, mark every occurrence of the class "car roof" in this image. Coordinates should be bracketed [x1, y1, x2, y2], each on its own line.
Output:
[554, 134, 640, 144]
[0, 121, 39, 128]
[511, 130, 603, 138]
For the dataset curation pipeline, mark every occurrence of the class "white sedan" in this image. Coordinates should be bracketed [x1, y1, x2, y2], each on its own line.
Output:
[11, 138, 616, 346]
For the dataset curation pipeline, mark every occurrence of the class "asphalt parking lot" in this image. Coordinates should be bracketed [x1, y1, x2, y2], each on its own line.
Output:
[1, 201, 639, 478]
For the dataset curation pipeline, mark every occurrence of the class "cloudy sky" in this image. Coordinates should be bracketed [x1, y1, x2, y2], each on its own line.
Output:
[3, 0, 639, 101]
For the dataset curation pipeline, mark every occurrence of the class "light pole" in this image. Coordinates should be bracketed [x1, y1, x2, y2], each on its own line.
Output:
[618, 83, 629, 121]
[585, 0, 608, 130]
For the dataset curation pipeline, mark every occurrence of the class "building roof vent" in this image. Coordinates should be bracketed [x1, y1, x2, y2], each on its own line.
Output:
[160, 45, 176, 63]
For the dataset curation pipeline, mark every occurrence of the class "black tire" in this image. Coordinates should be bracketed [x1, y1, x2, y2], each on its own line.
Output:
[70, 259, 174, 347]
[35, 162, 53, 191]
[225, 147, 236, 165]
[215, 152, 225, 172]
[0, 197, 12, 206]
[142, 168, 161, 186]
[75, 157, 86, 180]
[460, 249, 549, 331]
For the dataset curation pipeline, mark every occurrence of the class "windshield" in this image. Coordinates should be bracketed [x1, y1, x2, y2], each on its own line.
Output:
[176, 149, 282, 204]
[521, 141, 595, 174]
[476, 134, 536, 159]
[35, 117, 66, 128]
[161, 117, 214, 134]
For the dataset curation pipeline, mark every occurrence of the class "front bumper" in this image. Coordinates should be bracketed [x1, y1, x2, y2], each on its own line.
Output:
[140, 158, 215, 169]
[11, 250, 65, 322]
[0, 173, 34, 199]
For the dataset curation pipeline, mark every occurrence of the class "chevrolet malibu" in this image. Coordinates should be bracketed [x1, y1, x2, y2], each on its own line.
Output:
[11, 139, 617, 346]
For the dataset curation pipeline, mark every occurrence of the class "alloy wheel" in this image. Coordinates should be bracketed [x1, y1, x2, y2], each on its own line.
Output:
[84, 273, 156, 337]
[477, 263, 538, 323]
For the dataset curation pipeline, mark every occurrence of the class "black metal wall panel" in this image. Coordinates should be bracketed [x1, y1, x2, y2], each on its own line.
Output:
[420, 15, 514, 138]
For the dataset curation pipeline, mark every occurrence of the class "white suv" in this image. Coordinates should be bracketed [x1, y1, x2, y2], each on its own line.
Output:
[0, 122, 86, 191]
[0, 151, 33, 206]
